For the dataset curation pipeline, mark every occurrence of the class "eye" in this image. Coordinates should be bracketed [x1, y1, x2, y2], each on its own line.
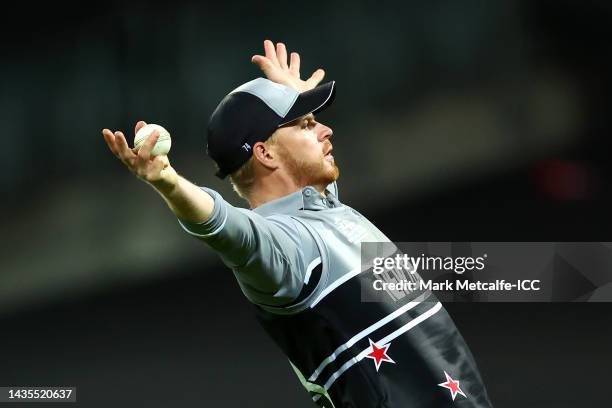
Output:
[302, 120, 315, 130]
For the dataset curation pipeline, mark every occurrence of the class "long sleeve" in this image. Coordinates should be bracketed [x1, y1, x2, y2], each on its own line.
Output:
[177, 187, 319, 306]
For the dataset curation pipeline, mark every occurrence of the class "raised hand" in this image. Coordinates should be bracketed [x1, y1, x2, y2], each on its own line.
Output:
[102, 121, 178, 195]
[251, 40, 325, 92]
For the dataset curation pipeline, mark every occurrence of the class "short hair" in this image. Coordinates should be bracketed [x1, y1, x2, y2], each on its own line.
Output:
[229, 131, 281, 201]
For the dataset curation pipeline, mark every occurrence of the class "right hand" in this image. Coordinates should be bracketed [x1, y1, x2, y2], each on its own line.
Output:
[102, 120, 178, 195]
[251, 40, 326, 93]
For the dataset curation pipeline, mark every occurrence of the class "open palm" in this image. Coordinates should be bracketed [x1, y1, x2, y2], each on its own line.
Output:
[251, 40, 326, 93]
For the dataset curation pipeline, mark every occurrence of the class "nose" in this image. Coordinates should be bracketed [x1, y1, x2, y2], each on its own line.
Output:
[316, 122, 333, 142]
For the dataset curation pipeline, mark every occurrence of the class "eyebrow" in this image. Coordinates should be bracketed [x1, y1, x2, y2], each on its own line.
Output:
[282, 113, 315, 128]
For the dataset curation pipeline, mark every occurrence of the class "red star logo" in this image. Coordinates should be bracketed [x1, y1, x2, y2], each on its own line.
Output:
[437, 371, 467, 401]
[365, 338, 395, 372]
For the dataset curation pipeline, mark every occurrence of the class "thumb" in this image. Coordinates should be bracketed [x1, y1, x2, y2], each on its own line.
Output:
[251, 55, 276, 75]
[150, 155, 170, 176]
[305, 68, 325, 89]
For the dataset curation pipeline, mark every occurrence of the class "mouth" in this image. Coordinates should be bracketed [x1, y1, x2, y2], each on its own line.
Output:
[324, 149, 334, 163]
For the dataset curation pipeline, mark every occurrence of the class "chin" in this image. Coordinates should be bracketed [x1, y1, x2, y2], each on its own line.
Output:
[285, 155, 340, 188]
[329, 164, 340, 182]
[317, 164, 340, 186]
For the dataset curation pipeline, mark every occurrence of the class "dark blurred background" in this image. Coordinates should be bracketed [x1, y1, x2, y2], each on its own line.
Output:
[1, 0, 612, 406]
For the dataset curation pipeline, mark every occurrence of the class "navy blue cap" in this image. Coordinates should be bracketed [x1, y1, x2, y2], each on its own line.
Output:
[207, 78, 336, 179]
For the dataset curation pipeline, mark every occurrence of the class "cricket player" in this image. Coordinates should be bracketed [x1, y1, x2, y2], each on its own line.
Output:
[102, 40, 493, 407]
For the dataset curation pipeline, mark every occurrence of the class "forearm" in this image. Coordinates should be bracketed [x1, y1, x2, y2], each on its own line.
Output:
[153, 175, 214, 224]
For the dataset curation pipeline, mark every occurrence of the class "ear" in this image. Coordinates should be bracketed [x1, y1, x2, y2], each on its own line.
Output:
[252, 140, 280, 172]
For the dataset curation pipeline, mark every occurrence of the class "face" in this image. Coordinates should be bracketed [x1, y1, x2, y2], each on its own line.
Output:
[273, 114, 339, 189]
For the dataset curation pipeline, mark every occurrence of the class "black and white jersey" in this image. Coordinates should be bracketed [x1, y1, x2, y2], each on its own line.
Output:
[178, 183, 493, 407]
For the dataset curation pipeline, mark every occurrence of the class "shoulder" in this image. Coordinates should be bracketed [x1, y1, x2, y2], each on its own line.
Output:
[263, 213, 321, 263]
[263, 213, 313, 247]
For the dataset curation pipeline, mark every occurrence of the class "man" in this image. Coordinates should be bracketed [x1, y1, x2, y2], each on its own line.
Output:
[102, 40, 492, 407]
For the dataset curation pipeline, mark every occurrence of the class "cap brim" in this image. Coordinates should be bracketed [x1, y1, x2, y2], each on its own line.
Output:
[279, 81, 336, 126]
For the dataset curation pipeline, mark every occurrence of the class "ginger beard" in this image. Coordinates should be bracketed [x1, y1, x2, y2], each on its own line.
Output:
[277, 141, 340, 189]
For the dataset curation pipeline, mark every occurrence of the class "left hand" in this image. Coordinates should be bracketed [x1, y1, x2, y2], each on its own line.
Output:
[102, 121, 178, 195]
[251, 40, 325, 93]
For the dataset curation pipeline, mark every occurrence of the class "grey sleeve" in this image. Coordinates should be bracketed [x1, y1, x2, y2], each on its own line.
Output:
[176, 187, 320, 306]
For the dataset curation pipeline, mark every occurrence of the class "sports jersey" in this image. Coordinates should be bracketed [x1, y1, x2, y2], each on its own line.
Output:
[178, 183, 492, 407]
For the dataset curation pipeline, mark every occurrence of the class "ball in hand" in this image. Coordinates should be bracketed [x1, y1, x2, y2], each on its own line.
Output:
[134, 124, 172, 156]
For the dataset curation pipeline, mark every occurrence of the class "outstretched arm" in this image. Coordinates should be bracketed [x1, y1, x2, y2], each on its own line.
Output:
[101, 119, 310, 305]
[102, 121, 214, 224]
[251, 39, 326, 92]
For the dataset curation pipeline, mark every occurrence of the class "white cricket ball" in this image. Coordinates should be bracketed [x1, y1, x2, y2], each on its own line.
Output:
[134, 124, 172, 156]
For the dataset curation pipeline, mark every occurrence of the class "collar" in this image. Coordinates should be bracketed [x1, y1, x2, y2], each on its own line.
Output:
[253, 182, 341, 217]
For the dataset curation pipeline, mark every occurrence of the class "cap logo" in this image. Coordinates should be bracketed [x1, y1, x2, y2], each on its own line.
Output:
[242, 142, 251, 152]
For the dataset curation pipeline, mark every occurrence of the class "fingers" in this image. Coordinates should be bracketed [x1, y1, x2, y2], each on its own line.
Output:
[251, 54, 271, 70]
[134, 120, 147, 135]
[102, 126, 167, 186]
[251, 54, 276, 78]
[103, 128, 138, 171]
[276, 42, 288, 69]
[137, 130, 159, 163]
[305, 69, 326, 89]
[114, 131, 137, 161]
[263, 39, 280, 67]
[102, 129, 119, 157]
[290, 52, 300, 77]
[133, 121, 147, 154]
